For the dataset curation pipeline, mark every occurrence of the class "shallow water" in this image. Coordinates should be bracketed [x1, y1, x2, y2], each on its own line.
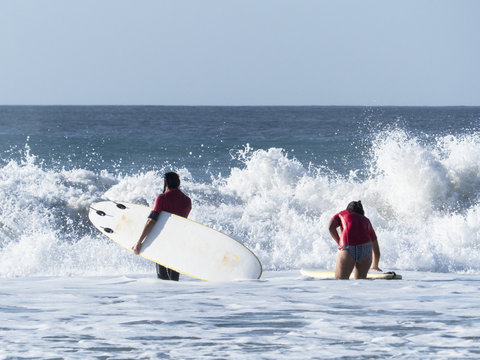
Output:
[2, 271, 479, 359]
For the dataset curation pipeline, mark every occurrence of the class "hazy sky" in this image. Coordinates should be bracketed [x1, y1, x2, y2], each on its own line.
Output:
[1, 1, 479, 105]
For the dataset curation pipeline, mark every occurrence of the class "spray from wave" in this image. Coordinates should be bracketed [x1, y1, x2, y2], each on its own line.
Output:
[1, 129, 479, 277]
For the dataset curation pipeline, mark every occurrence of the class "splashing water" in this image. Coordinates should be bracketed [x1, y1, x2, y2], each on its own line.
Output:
[1, 127, 479, 277]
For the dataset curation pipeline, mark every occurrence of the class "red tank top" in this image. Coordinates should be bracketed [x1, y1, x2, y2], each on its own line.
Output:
[332, 210, 377, 246]
[152, 188, 192, 218]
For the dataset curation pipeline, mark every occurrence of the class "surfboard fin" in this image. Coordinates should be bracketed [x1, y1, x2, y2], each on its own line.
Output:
[113, 202, 127, 209]
[103, 227, 114, 234]
[89, 206, 107, 217]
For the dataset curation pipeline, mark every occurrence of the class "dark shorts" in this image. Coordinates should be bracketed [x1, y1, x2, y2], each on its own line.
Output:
[156, 263, 179, 281]
[339, 243, 372, 262]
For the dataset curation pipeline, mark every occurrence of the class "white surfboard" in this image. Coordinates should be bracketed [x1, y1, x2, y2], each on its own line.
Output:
[89, 201, 262, 281]
[300, 268, 402, 280]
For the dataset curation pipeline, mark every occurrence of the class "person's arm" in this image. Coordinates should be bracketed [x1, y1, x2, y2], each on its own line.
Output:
[370, 238, 382, 272]
[328, 216, 341, 245]
[132, 195, 163, 254]
[131, 218, 156, 255]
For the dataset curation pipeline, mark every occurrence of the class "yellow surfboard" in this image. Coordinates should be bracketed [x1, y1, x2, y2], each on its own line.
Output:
[89, 201, 262, 281]
[300, 268, 402, 280]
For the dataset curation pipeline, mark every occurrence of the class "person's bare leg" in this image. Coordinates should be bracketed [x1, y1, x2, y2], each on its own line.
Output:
[335, 250, 355, 279]
[353, 255, 372, 279]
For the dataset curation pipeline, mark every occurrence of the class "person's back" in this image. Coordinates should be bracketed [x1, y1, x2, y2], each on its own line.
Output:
[153, 188, 191, 219]
[336, 210, 375, 247]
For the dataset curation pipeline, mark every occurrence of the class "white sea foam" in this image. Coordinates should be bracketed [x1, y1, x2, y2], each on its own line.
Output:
[1, 129, 480, 277]
[1, 271, 480, 359]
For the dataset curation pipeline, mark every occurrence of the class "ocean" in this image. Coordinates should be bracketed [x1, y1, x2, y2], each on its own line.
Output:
[1, 106, 480, 358]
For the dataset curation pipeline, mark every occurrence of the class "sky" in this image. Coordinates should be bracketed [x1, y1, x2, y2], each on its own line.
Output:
[0, 0, 479, 106]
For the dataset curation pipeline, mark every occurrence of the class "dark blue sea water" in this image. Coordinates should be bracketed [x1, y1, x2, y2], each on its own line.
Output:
[1, 106, 478, 178]
[0, 106, 479, 276]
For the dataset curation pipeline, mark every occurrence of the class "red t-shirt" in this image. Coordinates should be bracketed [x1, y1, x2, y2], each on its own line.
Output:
[152, 188, 192, 218]
[331, 210, 377, 246]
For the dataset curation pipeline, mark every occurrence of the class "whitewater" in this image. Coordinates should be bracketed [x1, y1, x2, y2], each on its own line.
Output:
[1, 106, 479, 358]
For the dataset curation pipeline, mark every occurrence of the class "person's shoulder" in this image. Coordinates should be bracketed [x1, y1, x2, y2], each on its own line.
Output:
[156, 192, 167, 200]
[152, 192, 166, 210]
[168, 188, 190, 200]
[179, 189, 192, 202]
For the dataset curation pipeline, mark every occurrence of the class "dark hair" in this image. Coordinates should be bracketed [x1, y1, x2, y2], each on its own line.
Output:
[163, 172, 180, 192]
[346, 200, 365, 215]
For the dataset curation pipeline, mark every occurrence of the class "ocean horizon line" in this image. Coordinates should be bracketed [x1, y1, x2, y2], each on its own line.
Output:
[1, 104, 479, 108]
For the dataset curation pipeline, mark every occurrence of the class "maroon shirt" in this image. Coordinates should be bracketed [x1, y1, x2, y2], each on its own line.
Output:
[331, 210, 377, 247]
[152, 188, 192, 218]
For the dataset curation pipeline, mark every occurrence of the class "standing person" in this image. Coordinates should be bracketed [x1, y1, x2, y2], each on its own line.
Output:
[132, 172, 192, 281]
[328, 201, 381, 279]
